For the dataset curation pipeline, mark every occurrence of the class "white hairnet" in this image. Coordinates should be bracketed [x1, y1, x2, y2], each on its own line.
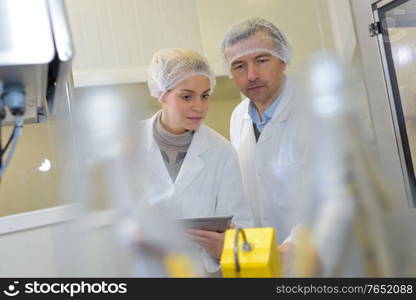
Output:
[147, 48, 216, 100]
[221, 17, 292, 77]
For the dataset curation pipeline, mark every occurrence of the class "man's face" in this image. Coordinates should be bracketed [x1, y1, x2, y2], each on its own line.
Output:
[226, 33, 286, 105]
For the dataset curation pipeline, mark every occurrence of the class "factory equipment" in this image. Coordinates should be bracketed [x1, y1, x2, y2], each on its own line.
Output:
[0, 0, 74, 178]
[352, 0, 416, 208]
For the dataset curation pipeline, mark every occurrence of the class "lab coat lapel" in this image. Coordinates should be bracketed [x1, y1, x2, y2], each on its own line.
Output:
[142, 114, 173, 185]
[174, 124, 208, 193]
[240, 108, 257, 154]
[242, 110, 257, 147]
[257, 78, 293, 144]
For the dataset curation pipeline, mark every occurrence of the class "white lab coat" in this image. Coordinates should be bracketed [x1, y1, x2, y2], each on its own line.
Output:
[230, 77, 305, 244]
[132, 113, 253, 273]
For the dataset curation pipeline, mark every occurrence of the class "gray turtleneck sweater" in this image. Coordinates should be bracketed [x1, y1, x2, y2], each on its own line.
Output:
[153, 112, 194, 182]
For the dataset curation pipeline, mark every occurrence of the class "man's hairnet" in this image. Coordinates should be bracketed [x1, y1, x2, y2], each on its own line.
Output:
[148, 48, 216, 100]
[221, 17, 292, 77]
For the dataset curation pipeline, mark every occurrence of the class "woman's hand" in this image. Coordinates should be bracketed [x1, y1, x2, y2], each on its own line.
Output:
[187, 229, 225, 260]
[186, 222, 235, 260]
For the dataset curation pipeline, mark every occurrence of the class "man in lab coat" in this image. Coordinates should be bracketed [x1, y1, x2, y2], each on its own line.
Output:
[221, 17, 306, 273]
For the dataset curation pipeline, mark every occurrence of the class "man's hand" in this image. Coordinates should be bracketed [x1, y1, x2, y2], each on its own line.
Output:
[278, 242, 295, 276]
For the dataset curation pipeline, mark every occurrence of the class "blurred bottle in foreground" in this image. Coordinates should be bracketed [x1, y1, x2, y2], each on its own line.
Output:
[290, 51, 416, 277]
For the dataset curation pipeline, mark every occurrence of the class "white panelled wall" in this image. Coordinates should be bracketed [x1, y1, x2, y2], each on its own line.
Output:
[65, 0, 337, 87]
[326, 0, 357, 63]
[65, 0, 204, 87]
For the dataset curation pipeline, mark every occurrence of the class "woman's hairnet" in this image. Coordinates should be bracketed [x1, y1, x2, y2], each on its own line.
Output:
[147, 48, 216, 100]
[221, 17, 292, 77]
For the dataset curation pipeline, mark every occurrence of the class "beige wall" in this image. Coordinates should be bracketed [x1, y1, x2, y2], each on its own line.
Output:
[205, 77, 242, 139]
[0, 122, 61, 216]
[71, 75, 241, 139]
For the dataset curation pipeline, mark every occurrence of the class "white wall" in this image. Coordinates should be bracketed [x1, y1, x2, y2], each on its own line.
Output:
[65, 0, 204, 86]
[326, 0, 357, 63]
[0, 226, 57, 276]
[0, 206, 134, 276]
[66, 0, 335, 86]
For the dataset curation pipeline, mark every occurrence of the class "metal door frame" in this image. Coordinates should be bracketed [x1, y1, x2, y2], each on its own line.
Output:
[375, 0, 416, 205]
[351, 0, 414, 208]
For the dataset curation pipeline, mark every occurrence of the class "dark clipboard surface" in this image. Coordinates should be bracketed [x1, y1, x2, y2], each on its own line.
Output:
[174, 215, 233, 232]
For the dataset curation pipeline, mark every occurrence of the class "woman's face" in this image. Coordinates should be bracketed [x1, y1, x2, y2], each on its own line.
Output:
[161, 75, 211, 134]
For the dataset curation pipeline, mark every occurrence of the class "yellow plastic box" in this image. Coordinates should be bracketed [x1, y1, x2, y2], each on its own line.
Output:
[220, 227, 282, 278]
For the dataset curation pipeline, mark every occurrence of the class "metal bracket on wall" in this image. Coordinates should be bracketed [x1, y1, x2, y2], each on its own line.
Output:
[369, 21, 381, 37]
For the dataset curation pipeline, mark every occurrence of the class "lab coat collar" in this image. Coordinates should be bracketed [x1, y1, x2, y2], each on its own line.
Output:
[144, 112, 211, 153]
[271, 77, 292, 123]
[143, 113, 159, 151]
[143, 112, 211, 152]
[242, 109, 251, 120]
[258, 82, 292, 143]
[174, 124, 210, 192]
[142, 112, 211, 190]
[140, 113, 173, 184]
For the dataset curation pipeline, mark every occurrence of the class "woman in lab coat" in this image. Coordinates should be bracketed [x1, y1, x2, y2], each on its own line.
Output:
[134, 48, 253, 273]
